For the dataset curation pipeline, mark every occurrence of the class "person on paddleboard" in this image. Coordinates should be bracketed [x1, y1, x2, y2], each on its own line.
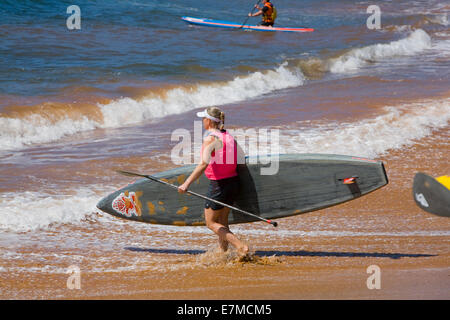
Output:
[178, 107, 249, 257]
[248, 0, 277, 26]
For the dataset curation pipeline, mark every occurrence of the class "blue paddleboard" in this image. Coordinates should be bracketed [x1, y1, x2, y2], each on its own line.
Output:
[182, 16, 314, 33]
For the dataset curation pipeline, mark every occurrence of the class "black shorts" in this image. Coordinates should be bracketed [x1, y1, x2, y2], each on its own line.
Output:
[205, 176, 239, 211]
[260, 21, 274, 26]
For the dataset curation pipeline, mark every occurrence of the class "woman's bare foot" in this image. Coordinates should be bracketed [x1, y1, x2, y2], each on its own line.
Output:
[237, 244, 249, 258]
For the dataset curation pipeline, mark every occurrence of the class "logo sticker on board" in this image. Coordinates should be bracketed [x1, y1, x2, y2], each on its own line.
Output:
[415, 193, 429, 208]
[112, 192, 141, 217]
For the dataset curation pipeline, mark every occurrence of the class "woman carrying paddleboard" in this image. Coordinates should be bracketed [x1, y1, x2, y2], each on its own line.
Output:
[178, 107, 249, 257]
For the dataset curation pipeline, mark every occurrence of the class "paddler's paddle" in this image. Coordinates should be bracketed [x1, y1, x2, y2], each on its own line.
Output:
[117, 170, 278, 227]
[239, 0, 262, 29]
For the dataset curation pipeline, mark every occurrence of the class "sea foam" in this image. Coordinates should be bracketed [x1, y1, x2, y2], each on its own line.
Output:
[280, 98, 450, 158]
[0, 64, 303, 150]
[329, 29, 432, 73]
[99, 63, 304, 128]
[0, 189, 102, 233]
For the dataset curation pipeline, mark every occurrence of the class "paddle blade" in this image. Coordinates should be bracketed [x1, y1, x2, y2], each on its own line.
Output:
[116, 170, 146, 178]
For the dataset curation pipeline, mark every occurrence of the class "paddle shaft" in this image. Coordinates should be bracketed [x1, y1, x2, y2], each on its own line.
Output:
[239, 0, 262, 28]
[117, 170, 278, 227]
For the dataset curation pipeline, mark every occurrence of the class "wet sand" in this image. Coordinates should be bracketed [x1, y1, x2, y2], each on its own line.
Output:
[1, 127, 448, 300]
[2, 230, 448, 300]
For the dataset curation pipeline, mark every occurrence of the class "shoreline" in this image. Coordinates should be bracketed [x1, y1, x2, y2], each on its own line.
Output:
[1, 127, 449, 300]
[1, 236, 448, 300]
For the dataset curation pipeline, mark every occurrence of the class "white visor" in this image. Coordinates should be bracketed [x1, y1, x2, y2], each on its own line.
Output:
[196, 109, 221, 122]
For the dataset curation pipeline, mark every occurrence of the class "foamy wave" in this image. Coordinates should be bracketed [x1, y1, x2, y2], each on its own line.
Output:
[0, 115, 99, 150]
[429, 13, 448, 26]
[281, 98, 450, 158]
[0, 64, 303, 150]
[329, 29, 432, 73]
[99, 63, 304, 128]
[0, 189, 102, 232]
[431, 38, 450, 58]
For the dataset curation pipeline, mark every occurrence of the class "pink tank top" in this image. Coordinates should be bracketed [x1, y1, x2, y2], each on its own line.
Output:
[202, 130, 238, 181]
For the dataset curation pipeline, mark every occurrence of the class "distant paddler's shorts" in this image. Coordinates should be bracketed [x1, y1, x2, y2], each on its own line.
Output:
[205, 176, 239, 211]
[260, 21, 274, 26]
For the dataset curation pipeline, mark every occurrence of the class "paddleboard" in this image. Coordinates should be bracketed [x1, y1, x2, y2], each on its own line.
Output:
[96, 154, 388, 226]
[413, 172, 450, 217]
[181, 16, 314, 33]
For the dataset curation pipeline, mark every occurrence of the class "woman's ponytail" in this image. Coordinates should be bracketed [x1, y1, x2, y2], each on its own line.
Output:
[219, 111, 225, 130]
[206, 106, 225, 130]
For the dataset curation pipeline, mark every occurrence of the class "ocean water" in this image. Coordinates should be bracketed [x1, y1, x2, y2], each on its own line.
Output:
[0, 0, 449, 298]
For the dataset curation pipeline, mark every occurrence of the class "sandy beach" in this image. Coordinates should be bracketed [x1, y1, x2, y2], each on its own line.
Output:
[1, 128, 448, 300]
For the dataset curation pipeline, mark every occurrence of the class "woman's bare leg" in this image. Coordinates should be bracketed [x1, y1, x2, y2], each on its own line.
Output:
[217, 208, 230, 251]
[205, 207, 249, 255]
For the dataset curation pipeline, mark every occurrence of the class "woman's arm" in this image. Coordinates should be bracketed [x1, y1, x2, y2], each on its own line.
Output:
[249, 3, 267, 17]
[178, 135, 222, 193]
[177, 161, 207, 193]
[249, 9, 263, 17]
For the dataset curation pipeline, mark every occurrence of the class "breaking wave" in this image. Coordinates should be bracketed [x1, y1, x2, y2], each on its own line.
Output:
[329, 29, 432, 73]
[280, 97, 450, 158]
[0, 188, 103, 232]
[0, 64, 304, 150]
[0, 29, 442, 151]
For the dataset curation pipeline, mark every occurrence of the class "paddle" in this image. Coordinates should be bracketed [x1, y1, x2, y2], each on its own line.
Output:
[239, 0, 262, 29]
[116, 170, 278, 227]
